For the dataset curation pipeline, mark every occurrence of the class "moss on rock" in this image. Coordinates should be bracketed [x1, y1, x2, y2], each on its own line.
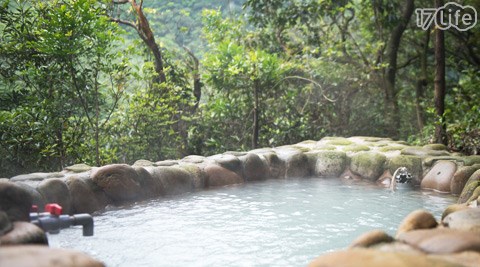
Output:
[314, 151, 348, 177]
[387, 155, 423, 184]
[401, 147, 450, 157]
[378, 145, 407, 152]
[423, 144, 448, 151]
[64, 164, 92, 173]
[350, 152, 387, 181]
[326, 139, 353, 146]
[458, 169, 480, 203]
[342, 145, 371, 153]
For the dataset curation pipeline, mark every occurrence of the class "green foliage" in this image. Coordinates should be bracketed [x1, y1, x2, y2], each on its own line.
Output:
[1, 0, 479, 177]
[445, 69, 480, 154]
[0, 0, 128, 175]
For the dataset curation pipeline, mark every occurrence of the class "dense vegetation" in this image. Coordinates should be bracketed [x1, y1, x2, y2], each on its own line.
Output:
[0, 0, 478, 177]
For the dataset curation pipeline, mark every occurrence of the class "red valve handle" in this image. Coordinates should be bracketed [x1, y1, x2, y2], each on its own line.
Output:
[45, 203, 63, 216]
[31, 205, 38, 212]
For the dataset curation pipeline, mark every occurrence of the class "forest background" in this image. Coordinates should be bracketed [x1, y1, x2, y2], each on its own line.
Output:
[0, 0, 478, 177]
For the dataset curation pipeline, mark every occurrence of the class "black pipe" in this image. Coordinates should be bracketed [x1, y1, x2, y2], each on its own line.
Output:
[31, 213, 94, 236]
[72, 214, 94, 236]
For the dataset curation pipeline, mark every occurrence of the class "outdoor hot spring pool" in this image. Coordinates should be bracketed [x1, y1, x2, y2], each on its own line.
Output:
[48, 178, 456, 267]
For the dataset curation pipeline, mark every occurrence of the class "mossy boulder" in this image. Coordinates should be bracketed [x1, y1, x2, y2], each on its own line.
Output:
[423, 143, 448, 151]
[315, 145, 337, 151]
[325, 138, 353, 146]
[423, 156, 465, 167]
[457, 169, 480, 204]
[401, 147, 450, 157]
[378, 145, 407, 153]
[314, 151, 348, 177]
[178, 163, 207, 190]
[451, 164, 480, 195]
[63, 164, 92, 173]
[154, 160, 179, 167]
[387, 155, 423, 184]
[350, 152, 387, 181]
[342, 145, 370, 153]
[464, 155, 480, 166]
[133, 159, 154, 167]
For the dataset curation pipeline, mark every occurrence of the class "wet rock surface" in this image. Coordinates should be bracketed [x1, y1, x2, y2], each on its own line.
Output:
[0, 245, 105, 267]
[1, 136, 480, 265]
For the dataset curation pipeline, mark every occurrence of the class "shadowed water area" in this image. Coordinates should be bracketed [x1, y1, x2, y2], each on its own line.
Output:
[48, 178, 456, 267]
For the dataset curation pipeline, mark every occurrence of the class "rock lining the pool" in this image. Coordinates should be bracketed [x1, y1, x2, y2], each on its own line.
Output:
[1, 136, 480, 266]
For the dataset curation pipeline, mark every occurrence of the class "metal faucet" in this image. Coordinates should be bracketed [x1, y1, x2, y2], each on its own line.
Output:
[30, 204, 94, 236]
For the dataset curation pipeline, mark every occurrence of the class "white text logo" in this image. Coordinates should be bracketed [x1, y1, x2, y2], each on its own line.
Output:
[416, 2, 477, 31]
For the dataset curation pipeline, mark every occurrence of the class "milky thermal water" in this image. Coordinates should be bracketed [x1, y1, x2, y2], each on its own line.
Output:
[48, 178, 456, 267]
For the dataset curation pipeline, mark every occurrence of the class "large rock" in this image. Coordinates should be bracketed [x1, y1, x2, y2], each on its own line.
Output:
[0, 222, 48, 245]
[458, 169, 480, 204]
[15, 182, 46, 212]
[443, 208, 480, 233]
[441, 204, 469, 220]
[0, 181, 32, 221]
[178, 163, 207, 190]
[133, 166, 164, 198]
[451, 165, 480, 195]
[241, 153, 269, 181]
[401, 147, 450, 157]
[350, 152, 386, 181]
[349, 230, 394, 248]
[64, 164, 92, 173]
[65, 176, 102, 214]
[149, 166, 194, 195]
[0, 245, 105, 267]
[421, 160, 457, 193]
[10, 172, 64, 182]
[208, 154, 242, 175]
[204, 164, 243, 187]
[308, 248, 458, 267]
[396, 209, 438, 237]
[397, 228, 480, 254]
[387, 155, 423, 185]
[37, 178, 72, 214]
[260, 152, 286, 179]
[275, 148, 310, 178]
[91, 164, 142, 203]
[313, 151, 347, 177]
[0, 211, 13, 236]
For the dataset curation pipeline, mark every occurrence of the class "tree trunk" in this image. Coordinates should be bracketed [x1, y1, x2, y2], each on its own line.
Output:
[415, 30, 430, 132]
[434, 0, 447, 145]
[183, 46, 202, 110]
[252, 79, 260, 149]
[111, 0, 166, 84]
[383, 0, 414, 138]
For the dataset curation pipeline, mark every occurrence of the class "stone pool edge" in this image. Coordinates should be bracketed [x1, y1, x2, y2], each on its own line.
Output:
[1, 136, 480, 266]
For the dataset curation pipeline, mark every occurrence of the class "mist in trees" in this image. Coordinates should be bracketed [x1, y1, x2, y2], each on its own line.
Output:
[1, 0, 478, 176]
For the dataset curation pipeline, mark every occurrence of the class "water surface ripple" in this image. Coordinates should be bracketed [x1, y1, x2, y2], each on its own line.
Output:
[48, 178, 455, 267]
